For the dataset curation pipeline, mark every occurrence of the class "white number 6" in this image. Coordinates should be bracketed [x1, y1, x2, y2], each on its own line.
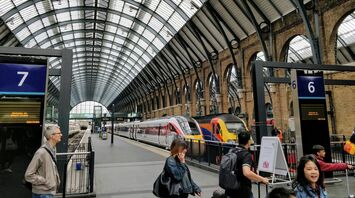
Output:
[17, 71, 29, 86]
[308, 82, 315, 93]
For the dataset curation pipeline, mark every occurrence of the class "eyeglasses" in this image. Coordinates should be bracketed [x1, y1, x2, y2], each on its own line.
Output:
[52, 132, 62, 135]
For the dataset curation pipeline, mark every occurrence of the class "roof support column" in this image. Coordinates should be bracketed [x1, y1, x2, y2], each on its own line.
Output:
[293, 0, 322, 64]
[189, 22, 219, 114]
[176, 34, 203, 116]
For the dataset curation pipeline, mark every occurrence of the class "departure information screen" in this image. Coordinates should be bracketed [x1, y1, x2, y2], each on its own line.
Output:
[0, 99, 42, 124]
[300, 103, 326, 121]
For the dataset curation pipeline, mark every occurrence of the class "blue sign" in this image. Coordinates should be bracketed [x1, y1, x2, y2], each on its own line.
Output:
[0, 63, 47, 95]
[297, 73, 325, 99]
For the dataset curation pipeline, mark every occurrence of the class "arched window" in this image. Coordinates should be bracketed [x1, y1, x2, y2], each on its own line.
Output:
[336, 11, 355, 64]
[265, 103, 273, 118]
[286, 35, 313, 63]
[225, 65, 241, 114]
[184, 84, 190, 102]
[175, 88, 181, 104]
[208, 73, 219, 97]
[194, 80, 203, 100]
[70, 101, 109, 120]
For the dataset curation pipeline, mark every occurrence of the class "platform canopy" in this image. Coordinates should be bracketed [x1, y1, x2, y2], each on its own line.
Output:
[1, 0, 353, 109]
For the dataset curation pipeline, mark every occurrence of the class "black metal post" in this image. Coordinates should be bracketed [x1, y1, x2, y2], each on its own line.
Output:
[62, 162, 68, 198]
[89, 151, 95, 193]
[111, 104, 114, 144]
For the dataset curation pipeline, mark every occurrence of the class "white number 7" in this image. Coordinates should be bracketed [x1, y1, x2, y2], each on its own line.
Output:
[17, 71, 29, 86]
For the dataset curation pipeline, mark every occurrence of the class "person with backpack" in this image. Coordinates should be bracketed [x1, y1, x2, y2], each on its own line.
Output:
[24, 125, 61, 198]
[221, 131, 269, 198]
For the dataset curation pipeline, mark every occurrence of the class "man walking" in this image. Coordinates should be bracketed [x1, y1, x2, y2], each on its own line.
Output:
[25, 125, 62, 198]
[225, 131, 269, 198]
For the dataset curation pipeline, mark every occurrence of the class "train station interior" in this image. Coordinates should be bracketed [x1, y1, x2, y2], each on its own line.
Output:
[0, 0, 355, 197]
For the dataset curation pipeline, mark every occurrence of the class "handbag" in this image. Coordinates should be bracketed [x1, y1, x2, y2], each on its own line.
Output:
[153, 170, 181, 197]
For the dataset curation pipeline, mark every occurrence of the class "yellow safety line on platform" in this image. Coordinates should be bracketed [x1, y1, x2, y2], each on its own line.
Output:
[117, 136, 170, 158]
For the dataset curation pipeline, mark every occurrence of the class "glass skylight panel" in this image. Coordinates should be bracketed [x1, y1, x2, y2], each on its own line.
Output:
[142, 29, 155, 42]
[148, 16, 164, 32]
[0, 1, 14, 16]
[168, 12, 185, 31]
[71, 11, 82, 20]
[6, 13, 23, 30]
[114, 36, 124, 44]
[57, 12, 71, 22]
[34, 31, 47, 43]
[123, 3, 139, 17]
[17, 28, 31, 41]
[109, 1, 124, 11]
[36, 1, 50, 14]
[13, 0, 26, 6]
[140, 11, 152, 24]
[63, 34, 73, 40]
[152, 37, 164, 50]
[27, 20, 44, 34]
[141, 53, 150, 62]
[19, 5, 37, 21]
[120, 17, 134, 28]
[26, 39, 37, 48]
[146, 0, 159, 11]
[40, 41, 51, 49]
[52, 0, 69, 9]
[156, 0, 174, 21]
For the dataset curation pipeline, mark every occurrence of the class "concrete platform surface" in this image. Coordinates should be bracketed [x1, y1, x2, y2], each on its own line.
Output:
[93, 135, 355, 198]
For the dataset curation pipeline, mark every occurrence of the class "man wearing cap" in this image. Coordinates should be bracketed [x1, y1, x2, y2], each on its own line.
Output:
[25, 125, 62, 198]
[312, 144, 353, 172]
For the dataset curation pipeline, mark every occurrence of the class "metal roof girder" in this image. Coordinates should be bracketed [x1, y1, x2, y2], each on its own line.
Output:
[206, 2, 241, 88]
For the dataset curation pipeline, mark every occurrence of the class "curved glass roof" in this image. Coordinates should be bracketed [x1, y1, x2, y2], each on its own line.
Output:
[0, 0, 204, 106]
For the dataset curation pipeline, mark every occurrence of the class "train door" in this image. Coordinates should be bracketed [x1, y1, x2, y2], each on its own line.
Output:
[159, 125, 168, 147]
[167, 124, 177, 147]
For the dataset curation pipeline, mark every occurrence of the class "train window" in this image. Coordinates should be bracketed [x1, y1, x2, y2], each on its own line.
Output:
[188, 122, 200, 135]
[225, 122, 244, 133]
[217, 124, 221, 135]
[169, 125, 176, 132]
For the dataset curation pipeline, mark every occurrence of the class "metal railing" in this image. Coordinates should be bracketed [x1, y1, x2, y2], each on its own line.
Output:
[185, 137, 354, 178]
[56, 137, 95, 197]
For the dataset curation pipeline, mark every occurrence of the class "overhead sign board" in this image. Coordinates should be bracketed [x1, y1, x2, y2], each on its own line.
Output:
[295, 74, 325, 99]
[0, 63, 47, 95]
[102, 117, 110, 121]
[116, 117, 124, 121]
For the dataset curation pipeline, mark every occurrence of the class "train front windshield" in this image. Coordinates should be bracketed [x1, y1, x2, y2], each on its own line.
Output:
[176, 117, 200, 135]
[188, 122, 201, 135]
[225, 122, 245, 133]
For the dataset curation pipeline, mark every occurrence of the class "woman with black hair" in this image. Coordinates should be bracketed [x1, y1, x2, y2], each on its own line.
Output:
[293, 154, 328, 198]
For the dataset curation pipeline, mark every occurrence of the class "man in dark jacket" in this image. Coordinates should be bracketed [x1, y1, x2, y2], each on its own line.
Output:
[312, 144, 353, 172]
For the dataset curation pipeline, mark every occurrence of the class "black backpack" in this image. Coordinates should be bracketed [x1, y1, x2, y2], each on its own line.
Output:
[219, 147, 242, 190]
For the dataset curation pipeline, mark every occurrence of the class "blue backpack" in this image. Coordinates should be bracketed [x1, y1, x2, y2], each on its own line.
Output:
[219, 148, 242, 190]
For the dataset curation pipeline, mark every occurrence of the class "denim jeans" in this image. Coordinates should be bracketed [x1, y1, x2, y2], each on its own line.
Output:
[32, 193, 54, 198]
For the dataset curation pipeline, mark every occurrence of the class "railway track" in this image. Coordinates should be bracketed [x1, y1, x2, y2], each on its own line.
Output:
[68, 130, 85, 153]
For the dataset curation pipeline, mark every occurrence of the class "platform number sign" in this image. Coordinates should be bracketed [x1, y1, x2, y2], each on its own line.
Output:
[296, 73, 325, 99]
[0, 63, 47, 95]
